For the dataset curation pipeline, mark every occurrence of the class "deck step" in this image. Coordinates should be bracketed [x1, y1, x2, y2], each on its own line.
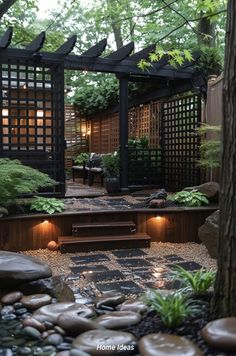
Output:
[72, 221, 136, 237]
[58, 233, 151, 253]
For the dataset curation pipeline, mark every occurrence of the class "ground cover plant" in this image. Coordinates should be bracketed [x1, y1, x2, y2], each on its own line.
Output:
[30, 197, 65, 214]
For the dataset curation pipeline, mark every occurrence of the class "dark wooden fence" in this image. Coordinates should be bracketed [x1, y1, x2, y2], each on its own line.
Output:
[128, 148, 162, 186]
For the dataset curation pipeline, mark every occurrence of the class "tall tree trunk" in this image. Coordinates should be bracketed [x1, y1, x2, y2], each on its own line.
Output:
[211, 0, 236, 317]
[198, 12, 216, 47]
[111, 21, 123, 49]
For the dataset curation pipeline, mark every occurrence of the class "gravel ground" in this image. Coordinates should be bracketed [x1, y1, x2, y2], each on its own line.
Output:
[22, 243, 217, 298]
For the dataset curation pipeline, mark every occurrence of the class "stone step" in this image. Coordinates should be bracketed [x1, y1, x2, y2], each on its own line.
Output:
[58, 233, 151, 253]
[72, 221, 136, 237]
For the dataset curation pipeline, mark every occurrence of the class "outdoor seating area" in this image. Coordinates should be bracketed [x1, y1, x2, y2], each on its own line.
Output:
[0, 1, 236, 355]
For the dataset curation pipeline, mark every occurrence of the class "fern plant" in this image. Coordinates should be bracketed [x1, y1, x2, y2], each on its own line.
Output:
[144, 290, 200, 328]
[170, 190, 209, 207]
[30, 197, 65, 214]
[172, 266, 216, 296]
[0, 159, 55, 209]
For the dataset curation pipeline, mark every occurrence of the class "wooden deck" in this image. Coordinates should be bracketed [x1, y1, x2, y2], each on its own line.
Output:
[0, 207, 217, 251]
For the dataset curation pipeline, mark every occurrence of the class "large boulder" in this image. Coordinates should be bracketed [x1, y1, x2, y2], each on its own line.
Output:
[184, 182, 220, 202]
[0, 251, 52, 288]
[198, 210, 219, 258]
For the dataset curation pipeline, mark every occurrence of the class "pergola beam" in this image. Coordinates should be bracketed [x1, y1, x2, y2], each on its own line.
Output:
[82, 38, 107, 57]
[25, 31, 45, 52]
[106, 42, 134, 61]
[0, 0, 17, 19]
[0, 26, 12, 48]
[55, 35, 77, 55]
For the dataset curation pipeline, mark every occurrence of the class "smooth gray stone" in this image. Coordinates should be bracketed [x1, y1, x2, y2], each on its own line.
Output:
[33, 303, 96, 323]
[1, 291, 23, 305]
[22, 317, 46, 331]
[96, 311, 141, 329]
[57, 313, 102, 336]
[21, 294, 52, 310]
[0, 251, 52, 287]
[201, 317, 236, 351]
[117, 300, 148, 314]
[70, 349, 91, 356]
[23, 326, 41, 339]
[138, 333, 203, 356]
[95, 293, 125, 309]
[45, 333, 63, 346]
[73, 329, 137, 355]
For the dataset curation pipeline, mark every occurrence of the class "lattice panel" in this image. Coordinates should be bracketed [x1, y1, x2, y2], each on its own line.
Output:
[161, 95, 201, 191]
[109, 113, 119, 152]
[91, 119, 101, 153]
[100, 116, 110, 153]
[0, 60, 65, 193]
[150, 101, 161, 148]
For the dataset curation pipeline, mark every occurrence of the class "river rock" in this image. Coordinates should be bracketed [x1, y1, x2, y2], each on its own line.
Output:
[95, 292, 125, 309]
[198, 210, 219, 258]
[138, 333, 203, 355]
[45, 333, 63, 346]
[0, 251, 52, 288]
[23, 326, 41, 339]
[22, 317, 46, 331]
[149, 199, 166, 208]
[70, 350, 91, 356]
[73, 329, 137, 355]
[33, 303, 96, 323]
[117, 300, 148, 314]
[1, 291, 23, 305]
[96, 311, 141, 329]
[57, 313, 102, 335]
[19, 276, 75, 302]
[201, 317, 236, 351]
[184, 182, 219, 202]
[21, 294, 52, 309]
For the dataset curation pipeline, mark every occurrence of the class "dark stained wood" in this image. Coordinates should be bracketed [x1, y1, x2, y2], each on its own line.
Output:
[0, 27, 13, 48]
[82, 38, 107, 57]
[0, 208, 216, 251]
[56, 35, 77, 55]
[129, 44, 156, 62]
[72, 221, 135, 237]
[106, 42, 134, 61]
[0, 0, 17, 19]
[25, 31, 45, 52]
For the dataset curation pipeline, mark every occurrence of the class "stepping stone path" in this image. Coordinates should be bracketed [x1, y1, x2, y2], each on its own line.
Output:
[201, 317, 236, 351]
[96, 311, 142, 329]
[138, 333, 204, 356]
[21, 294, 52, 309]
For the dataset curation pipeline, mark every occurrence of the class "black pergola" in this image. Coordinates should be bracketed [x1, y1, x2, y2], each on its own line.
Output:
[0, 28, 206, 194]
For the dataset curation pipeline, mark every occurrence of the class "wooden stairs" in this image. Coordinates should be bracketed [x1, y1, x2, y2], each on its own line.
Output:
[58, 221, 151, 253]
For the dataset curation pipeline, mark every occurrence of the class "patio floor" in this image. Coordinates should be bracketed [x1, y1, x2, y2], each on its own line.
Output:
[23, 243, 217, 303]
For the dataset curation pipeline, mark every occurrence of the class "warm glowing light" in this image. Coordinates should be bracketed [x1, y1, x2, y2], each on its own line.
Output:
[43, 220, 49, 224]
[87, 130, 91, 135]
[156, 216, 162, 220]
[82, 133, 86, 137]
[23, 84, 27, 89]
[37, 110, 44, 117]
[2, 109, 8, 116]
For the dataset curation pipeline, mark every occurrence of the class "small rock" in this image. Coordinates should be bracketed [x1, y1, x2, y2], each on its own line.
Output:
[18, 347, 32, 355]
[33, 303, 95, 323]
[201, 317, 236, 351]
[45, 333, 63, 346]
[149, 199, 166, 208]
[96, 311, 141, 329]
[117, 300, 148, 314]
[198, 210, 219, 259]
[73, 329, 137, 355]
[21, 294, 52, 310]
[23, 326, 41, 339]
[2, 314, 16, 321]
[57, 313, 102, 335]
[138, 333, 203, 356]
[22, 317, 46, 332]
[95, 292, 125, 309]
[1, 292, 23, 305]
[47, 241, 59, 251]
[184, 182, 219, 202]
[70, 350, 91, 356]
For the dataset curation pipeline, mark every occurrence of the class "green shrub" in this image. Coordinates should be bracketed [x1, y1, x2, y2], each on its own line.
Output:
[170, 190, 209, 207]
[0, 158, 55, 208]
[172, 266, 216, 296]
[30, 197, 65, 214]
[101, 152, 120, 177]
[74, 152, 89, 165]
[144, 290, 200, 328]
[128, 136, 149, 149]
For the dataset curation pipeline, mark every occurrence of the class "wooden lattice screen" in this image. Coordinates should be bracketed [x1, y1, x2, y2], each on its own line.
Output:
[161, 95, 201, 190]
[64, 104, 87, 168]
[0, 60, 65, 194]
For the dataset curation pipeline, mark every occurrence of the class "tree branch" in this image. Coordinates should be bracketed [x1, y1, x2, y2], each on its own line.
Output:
[0, 0, 17, 19]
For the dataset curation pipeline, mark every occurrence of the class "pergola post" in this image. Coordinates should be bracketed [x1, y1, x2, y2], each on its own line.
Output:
[119, 76, 129, 193]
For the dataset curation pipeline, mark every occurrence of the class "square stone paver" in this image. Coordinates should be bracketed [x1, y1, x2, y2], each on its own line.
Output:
[96, 281, 143, 294]
[145, 279, 182, 290]
[71, 254, 110, 264]
[164, 254, 185, 262]
[83, 270, 125, 282]
[112, 249, 147, 258]
[117, 258, 153, 268]
[70, 265, 109, 274]
[167, 261, 202, 271]
[133, 271, 153, 280]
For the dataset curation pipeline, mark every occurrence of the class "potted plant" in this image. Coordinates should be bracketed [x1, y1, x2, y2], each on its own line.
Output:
[101, 152, 120, 193]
